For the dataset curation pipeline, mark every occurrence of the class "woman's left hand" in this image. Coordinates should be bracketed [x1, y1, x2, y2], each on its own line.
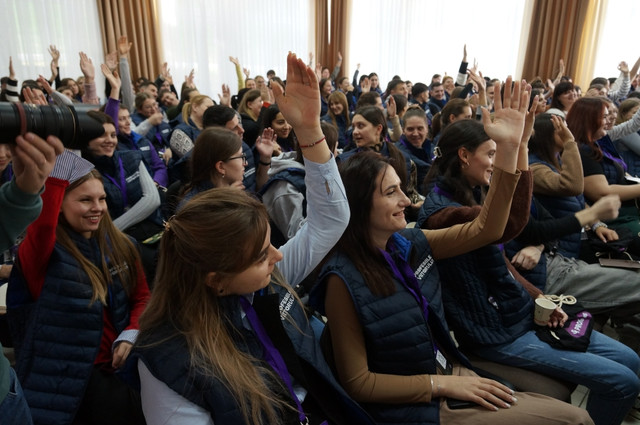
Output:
[482, 77, 530, 149]
[595, 227, 619, 243]
[112, 341, 133, 369]
[256, 128, 276, 160]
[272, 53, 320, 137]
[547, 306, 568, 328]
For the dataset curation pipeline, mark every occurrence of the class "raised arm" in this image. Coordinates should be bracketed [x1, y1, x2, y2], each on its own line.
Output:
[229, 56, 245, 91]
[79, 52, 99, 105]
[272, 53, 330, 164]
[272, 53, 349, 285]
[531, 115, 584, 196]
[425, 77, 530, 259]
[112, 163, 161, 231]
[118, 36, 135, 112]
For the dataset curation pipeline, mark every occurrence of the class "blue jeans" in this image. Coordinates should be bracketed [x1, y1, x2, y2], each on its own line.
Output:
[0, 368, 33, 425]
[473, 330, 640, 425]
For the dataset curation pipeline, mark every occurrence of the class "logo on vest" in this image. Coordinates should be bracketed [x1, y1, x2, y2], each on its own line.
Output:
[279, 292, 295, 321]
[108, 262, 130, 276]
[414, 254, 434, 280]
[125, 171, 140, 184]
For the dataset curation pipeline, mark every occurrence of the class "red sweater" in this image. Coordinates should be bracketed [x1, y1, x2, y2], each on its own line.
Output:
[19, 177, 150, 366]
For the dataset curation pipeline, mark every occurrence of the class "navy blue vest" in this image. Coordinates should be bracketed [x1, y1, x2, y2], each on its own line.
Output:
[396, 135, 432, 195]
[98, 151, 163, 226]
[422, 190, 534, 348]
[8, 232, 130, 425]
[117, 131, 157, 178]
[529, 153, 585, 258]
[313, 229, 470, 425]
[135, 282, 373, 425]
[131, 111, 172, 151]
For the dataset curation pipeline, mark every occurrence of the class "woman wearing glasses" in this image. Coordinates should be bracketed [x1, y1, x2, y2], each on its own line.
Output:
[179, 128, 272, 209]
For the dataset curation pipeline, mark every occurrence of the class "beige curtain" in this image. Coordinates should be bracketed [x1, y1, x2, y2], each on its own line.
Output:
[315, 0, 350, 80]
[573, 0, 608, 89]
[522, 0, 590, 83]
[96, 0, 163, 83]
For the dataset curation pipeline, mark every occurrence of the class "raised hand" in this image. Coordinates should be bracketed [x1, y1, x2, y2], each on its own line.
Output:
[118, 35, 132, 57]
[337, 51, 343, 62]
[37, 75, 54, 96]
[467, 68, 485, 91]
[256, 127, 276, 159]
[272, 53, 327, 163]
[521, 87, 539, 143]
[22, 87, 48, 105]
[101, 63, 121, 97]
[185, 69, 195, 88]
[360, 77, 371, 93]
[551, 114, 574, 147]
[619, 61, 630, 75]
[481, 77, 529, 149]
[11, 133, 64, 194]
[242, 67, 250, 78]
[387, 95, 397, 119]
[272, 53, 320, 131]
[229, 56, 239, 66]
[79, 52, 95, 82]
[48, 45, 60, 63]
[105, 51, 118, 71]
[218, 83, 231, 106]
[9, 56, 15, 80]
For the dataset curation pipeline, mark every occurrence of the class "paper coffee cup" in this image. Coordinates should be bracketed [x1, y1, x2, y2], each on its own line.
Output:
[534, 298, 557, 326]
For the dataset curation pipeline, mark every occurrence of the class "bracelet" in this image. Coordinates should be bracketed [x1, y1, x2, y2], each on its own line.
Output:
[433, 374, 441, 397]
[591, 222, 608, 231]
[259, 160, 271, 166]
[299, 136, 326, 149]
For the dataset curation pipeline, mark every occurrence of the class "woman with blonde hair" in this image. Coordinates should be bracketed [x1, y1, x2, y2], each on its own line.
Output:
[133, 53, 374, 425]
[9, 152, 150, 425]
[169, 94, 214, 158]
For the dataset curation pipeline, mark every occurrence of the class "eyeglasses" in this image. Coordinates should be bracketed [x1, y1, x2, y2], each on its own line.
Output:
[226, 153, 247, 164]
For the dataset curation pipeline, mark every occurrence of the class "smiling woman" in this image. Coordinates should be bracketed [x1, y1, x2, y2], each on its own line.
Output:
[132, 53, 374, 425]
[9, 152, 150, 425]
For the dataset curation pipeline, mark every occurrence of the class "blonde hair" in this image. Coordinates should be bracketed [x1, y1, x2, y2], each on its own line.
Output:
[57, 170, 140, 304]
[182, 94, 212, 124]
[237, 89, 262, 119]
[139, 188, 294, 424]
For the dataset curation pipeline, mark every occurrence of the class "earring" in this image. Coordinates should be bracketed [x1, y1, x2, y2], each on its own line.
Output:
[462, 161, 469, 168]
[221, 173, 225, 179]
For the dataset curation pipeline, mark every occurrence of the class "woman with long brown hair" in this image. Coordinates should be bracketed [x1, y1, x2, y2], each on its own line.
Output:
[9, 152, 150, 425]
[133, 54, 373, 425]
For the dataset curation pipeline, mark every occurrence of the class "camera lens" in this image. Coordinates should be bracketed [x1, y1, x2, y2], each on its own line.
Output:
[0, 102, 105, 149]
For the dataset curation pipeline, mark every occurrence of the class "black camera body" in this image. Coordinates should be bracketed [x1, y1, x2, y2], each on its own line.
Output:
[0, 102, 105, 149]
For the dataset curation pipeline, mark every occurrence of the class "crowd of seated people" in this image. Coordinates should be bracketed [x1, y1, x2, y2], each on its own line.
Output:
[3, 36, 640, 425]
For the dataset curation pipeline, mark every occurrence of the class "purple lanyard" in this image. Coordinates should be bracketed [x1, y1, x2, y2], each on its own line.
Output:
[238, 297, 309, 424]
[103, 157, 128, 208]
[379, 246, 429, 323]
[602, 149, 628, 172]
[433, 184, 453, 200]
